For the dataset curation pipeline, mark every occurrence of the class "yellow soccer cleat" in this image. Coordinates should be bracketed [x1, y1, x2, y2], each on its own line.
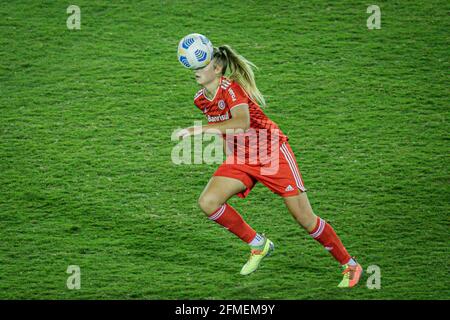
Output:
[240, 238, 274, 276]
[338, 260, 363, 288]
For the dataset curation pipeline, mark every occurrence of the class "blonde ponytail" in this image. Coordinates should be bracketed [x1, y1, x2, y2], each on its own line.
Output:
[213, 45, 266, 107]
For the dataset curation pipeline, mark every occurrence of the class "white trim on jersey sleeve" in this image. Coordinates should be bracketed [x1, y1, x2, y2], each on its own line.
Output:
[194, 89, 203, 101]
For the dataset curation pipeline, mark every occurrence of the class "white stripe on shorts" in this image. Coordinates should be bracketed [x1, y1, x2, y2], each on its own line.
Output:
[280, 143, 305, 191]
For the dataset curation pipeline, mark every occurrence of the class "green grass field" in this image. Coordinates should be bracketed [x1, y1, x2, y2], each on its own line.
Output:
[0, 0, 448, 299]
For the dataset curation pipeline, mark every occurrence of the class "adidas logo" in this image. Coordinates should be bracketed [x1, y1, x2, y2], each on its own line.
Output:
[285, 185, 294, 192]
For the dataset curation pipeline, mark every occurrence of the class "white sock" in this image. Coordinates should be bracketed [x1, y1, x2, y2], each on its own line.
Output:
[249, 233, 265, 247]
[345, 258, 357, 266]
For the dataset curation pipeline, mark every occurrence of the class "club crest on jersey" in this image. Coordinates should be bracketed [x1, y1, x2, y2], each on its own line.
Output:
[218, 100, 226, 110]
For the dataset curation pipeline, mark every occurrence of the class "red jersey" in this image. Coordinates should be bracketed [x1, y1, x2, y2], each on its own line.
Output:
[194, 76, 288, 164]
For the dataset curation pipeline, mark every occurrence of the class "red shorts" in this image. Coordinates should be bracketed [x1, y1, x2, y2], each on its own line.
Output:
[213, 142, 307, 198]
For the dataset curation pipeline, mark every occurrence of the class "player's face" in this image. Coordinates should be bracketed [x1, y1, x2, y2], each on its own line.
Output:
[193, 59, 221, 86]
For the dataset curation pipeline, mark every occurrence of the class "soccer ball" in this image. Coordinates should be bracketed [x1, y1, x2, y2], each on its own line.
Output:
[177, 33, 213, 70]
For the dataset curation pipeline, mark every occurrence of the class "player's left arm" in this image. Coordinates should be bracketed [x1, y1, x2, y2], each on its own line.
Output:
[202, 104, 250, 133]
[176, 104, 250, 138]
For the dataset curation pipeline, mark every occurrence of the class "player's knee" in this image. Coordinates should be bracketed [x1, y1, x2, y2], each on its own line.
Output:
[198, 193, 222, 215]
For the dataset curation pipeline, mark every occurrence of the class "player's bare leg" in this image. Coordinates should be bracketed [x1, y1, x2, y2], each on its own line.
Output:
[198, 176, 274, 275]
[283, 192, 362, 287]
[283, 192, 317, 232]
[198, 176, 247, 216]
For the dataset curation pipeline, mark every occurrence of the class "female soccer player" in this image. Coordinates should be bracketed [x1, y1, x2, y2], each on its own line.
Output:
[176, 45, 362, 288]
